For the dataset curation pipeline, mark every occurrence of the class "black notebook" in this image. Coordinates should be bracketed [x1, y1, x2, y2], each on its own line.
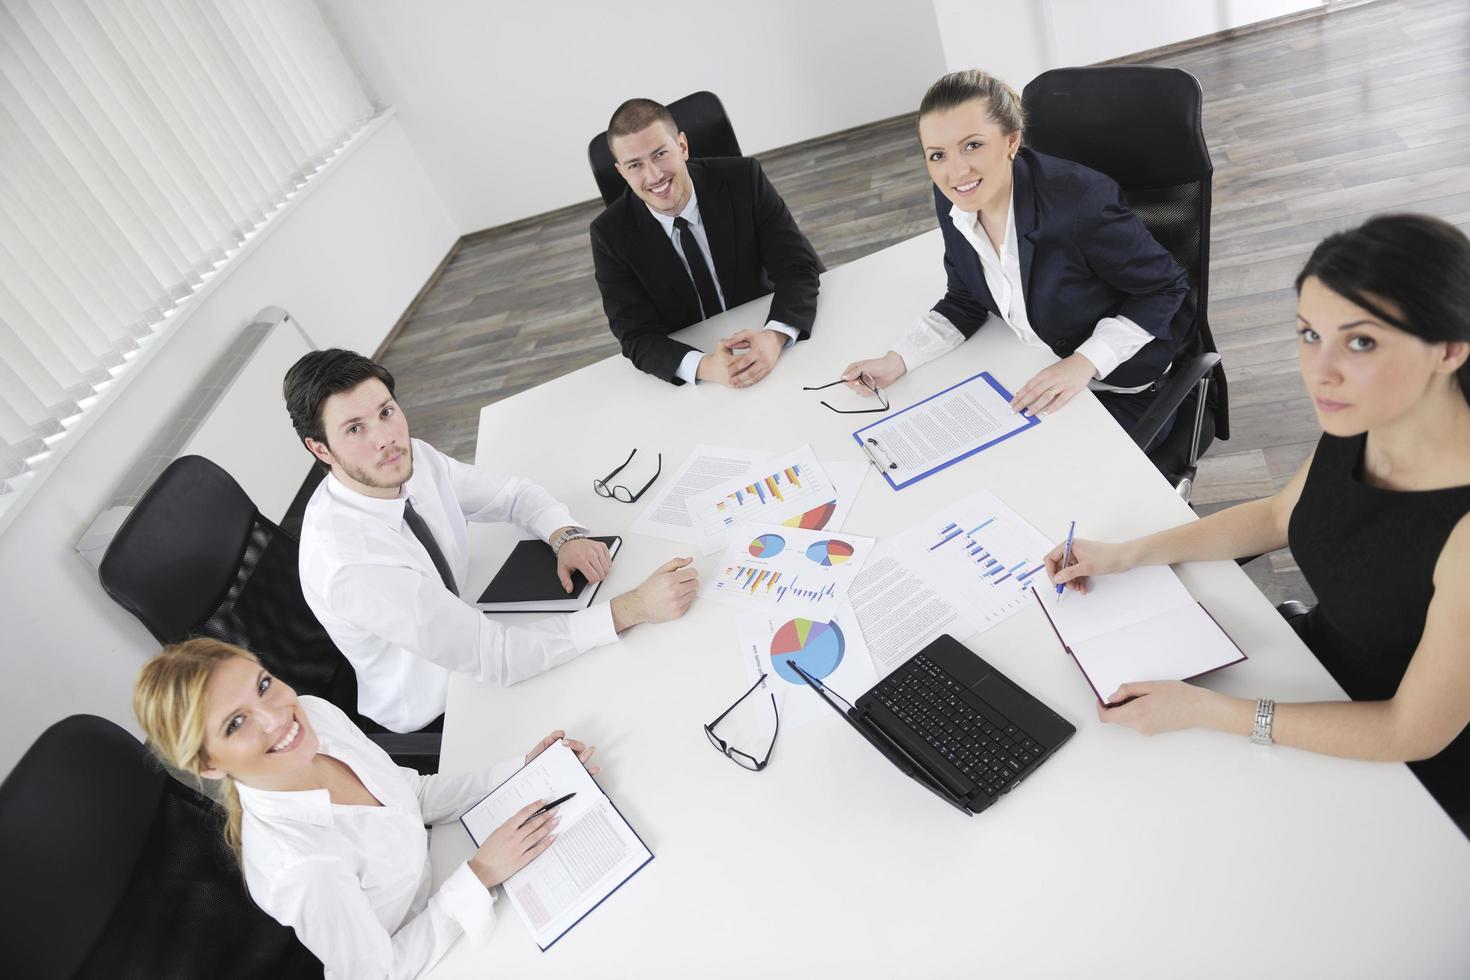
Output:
[476, 535, 621, 612]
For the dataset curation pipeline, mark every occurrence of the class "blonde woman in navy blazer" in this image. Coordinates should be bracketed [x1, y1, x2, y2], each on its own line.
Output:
[844, 70, 1190, 442]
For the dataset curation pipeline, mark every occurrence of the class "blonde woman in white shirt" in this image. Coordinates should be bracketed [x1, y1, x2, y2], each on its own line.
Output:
[133, 638, 596, 978]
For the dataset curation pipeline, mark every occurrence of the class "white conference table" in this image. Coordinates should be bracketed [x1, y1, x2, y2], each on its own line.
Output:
[426, 230, 1470, 978]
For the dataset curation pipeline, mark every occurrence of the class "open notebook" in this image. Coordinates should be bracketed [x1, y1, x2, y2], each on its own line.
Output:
[460, 743, 652, 951]
[1033, 564, 1246, 706]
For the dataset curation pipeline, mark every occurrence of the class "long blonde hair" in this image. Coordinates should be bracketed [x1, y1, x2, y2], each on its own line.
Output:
[133, 638, 259, 863]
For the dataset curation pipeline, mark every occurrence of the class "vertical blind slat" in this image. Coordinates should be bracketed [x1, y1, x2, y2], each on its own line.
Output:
[0, 0, 374, 501]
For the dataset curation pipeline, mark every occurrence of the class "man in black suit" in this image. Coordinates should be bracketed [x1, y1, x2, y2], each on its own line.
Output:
[590, 99, 822, 388]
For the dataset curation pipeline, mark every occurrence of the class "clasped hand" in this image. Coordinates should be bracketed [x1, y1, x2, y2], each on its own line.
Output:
[699, 328, 785, 388]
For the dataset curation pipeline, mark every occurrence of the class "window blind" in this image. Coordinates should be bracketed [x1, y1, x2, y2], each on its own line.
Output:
[0, 0, 373, 497]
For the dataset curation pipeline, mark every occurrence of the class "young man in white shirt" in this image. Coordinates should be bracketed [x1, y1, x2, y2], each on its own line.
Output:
[285, 349, 698, 733]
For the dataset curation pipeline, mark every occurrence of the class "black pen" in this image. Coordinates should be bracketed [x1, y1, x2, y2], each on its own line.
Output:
[519, 792, 576, 827]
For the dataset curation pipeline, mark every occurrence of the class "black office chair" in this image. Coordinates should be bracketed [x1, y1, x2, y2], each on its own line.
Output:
[0, 714, 322, 979]
[1022, 66, 1229, 499]
[588, 90, 743, 207]
[98, 455, 440, 772]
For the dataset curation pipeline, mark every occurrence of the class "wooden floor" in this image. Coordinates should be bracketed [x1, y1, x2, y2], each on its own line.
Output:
[380, 0, 1470, 606]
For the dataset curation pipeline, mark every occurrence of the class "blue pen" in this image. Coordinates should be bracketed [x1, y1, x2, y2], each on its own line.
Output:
[1056, 520, 1076, 599]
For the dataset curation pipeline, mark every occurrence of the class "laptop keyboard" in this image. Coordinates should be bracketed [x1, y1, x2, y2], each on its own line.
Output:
[871, 653, 1043, 797]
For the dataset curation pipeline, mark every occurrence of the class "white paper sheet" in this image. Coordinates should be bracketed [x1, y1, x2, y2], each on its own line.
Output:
[684, 445, 839, 554]
[893, 488, 1057, 634]
[855, 371, 1038, 487]
[702, 523, 874, 618]
[1043, 562, 1196, 643]
[848, 545, 980, 676]
[734, 600, 877, 728]
[630, 445, 765, 545]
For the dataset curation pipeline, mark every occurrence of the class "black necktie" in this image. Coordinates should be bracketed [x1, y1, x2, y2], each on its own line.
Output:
[673, 216, 723, 320]
[403, 499, 457, 595]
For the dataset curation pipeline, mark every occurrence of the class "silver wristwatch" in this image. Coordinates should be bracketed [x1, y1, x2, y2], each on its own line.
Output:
[1249, 698, 1275, 746]
[549, 526, 588, 556]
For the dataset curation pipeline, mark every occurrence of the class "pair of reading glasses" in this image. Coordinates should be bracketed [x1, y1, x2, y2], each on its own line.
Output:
[593, 448, 662, 503]
[803, 372, 890, 414]
[704, 673, 779, 772]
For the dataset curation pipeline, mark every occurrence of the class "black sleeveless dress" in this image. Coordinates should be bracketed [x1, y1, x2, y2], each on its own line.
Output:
[1288, 432, 1470, 830]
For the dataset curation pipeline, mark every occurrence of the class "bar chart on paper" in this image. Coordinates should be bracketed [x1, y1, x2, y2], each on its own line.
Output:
[685, 446, 838, 553]
[704, 525, 874, 617]
[896, 488, 1057, 630]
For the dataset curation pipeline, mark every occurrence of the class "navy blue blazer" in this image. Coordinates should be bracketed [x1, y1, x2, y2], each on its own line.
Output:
[931, 147, 1189, 389]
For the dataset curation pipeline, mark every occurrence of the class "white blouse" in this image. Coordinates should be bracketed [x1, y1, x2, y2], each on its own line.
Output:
[235, 696, 522, 979]
[893, 191, 1156, 393]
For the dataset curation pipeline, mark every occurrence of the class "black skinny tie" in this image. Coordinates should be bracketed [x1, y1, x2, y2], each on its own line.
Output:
[673, 216, 724, 320]
[403, 499, 457, 595]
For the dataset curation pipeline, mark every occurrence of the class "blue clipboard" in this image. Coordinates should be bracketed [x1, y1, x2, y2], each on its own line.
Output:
[852, 371, 1040, 491]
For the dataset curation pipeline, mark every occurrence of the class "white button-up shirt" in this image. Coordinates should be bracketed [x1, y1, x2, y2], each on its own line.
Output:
[237, 696, 523, 979]
[894, 191, 1155, 393]
[646, 189, 798, 385]
[299, 438, 618, 733]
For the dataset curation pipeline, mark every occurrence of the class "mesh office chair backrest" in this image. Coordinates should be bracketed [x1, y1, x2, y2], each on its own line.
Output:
[1022, 66, 1229, 441]
[99, 455, 351, 704]
[0, 714, 321, 979]
[588, 90, 743, 207]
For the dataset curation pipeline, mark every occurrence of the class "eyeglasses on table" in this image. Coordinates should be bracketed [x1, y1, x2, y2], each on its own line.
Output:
[704, 673, 779, 772]
[803, 372, 890, 414]
[593, 448, 662, 503]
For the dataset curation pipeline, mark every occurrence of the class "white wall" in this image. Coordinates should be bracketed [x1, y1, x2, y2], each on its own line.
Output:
[932, 0, 1322, 89]
[0, 117, 456, 778]
[320, 0, 949, 234]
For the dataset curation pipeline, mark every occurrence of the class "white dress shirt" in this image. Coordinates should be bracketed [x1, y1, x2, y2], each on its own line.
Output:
[893, 191, 1155, 393]
[237, 696, 522, 979]
[646, 189, 798, 385]
[300, 439, 618, 733]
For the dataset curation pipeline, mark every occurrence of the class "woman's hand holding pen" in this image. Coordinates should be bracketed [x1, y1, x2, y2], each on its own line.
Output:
[841, 351, 907, 393]
[1011, 353, 1096, 415]
[1044, 538, 1137, 595]
[469, 800, 559, 887]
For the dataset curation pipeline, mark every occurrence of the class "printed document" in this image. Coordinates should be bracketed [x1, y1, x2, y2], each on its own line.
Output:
[853, 372, 1039, 490]
[630, 445, 764, 545]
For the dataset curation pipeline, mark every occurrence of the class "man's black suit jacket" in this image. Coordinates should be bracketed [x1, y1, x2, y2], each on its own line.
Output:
[932, 147, 1190, 389]
[590, 157, 823, 384]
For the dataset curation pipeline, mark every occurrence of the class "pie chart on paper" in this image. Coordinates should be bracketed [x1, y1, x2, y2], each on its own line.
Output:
[783, 500, 837, 531]
[749, 533, 785, 558]
[804, 539, 855, 566]
[769, 618, 845, 684]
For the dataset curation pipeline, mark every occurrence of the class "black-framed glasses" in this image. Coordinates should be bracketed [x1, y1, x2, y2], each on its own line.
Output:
[803, 373, 890, 414]
[593, 448, 662, 503]
[704, 673, 779, 772]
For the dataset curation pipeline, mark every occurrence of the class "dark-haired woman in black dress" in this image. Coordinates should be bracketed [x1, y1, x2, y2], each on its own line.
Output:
[1045, 213, 1470, 832]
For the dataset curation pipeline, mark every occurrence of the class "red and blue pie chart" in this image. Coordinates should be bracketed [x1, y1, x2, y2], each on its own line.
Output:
[770, 618, 845, 684]
[749, 533, 785, 558]
[804, 539, 855, 566]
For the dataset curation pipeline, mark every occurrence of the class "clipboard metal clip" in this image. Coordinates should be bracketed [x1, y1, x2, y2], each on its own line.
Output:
[860, 437, 898, 472]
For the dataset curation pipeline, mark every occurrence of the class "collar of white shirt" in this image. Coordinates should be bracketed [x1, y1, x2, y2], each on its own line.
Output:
[948, 188, 1016, 269]
[322, 468, 410, 530]
[646, 186, 702, 239]
[233, 721, 361, 827]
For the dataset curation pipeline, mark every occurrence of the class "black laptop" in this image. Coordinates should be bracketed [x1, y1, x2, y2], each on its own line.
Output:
[791, 634, 1075, 815]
